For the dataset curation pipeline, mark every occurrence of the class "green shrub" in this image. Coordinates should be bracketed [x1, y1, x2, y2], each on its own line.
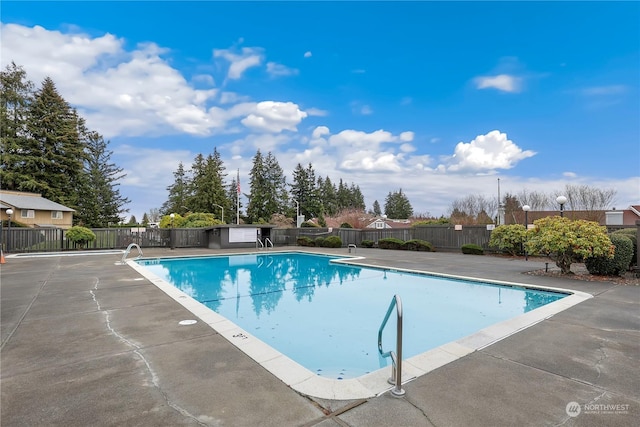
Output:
[314, 237, 325, 247]
[585, 234, 633, 276]
[361, 240, 375, 248]
[324, 236, 342, 248]
[611, 228, 637, 266]
[461, 243, 484, 255]
[66, 226, 96, 249]
[489, 224, 526, 256]
[301, 221, 319, 227]
[296, 236, 314, 247]
[340, 222, 353, 228]
[404, 239, 434, 252]
[378, 238, 405, 250]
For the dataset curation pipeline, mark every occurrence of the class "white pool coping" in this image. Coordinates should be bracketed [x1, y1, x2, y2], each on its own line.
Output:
[126, 253, 592, 400]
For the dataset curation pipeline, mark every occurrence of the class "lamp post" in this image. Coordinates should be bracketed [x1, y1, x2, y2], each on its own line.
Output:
[556, 196, 567, 217]
[522, 205, 530, 261]
[169, 213, 175, 250]
[294, 199, 300, 228]
[6, 208, 13, 253]
[213, 204, 224, 223]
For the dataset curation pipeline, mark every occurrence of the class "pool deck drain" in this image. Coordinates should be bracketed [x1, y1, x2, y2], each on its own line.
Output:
[1, 247, 638, 426]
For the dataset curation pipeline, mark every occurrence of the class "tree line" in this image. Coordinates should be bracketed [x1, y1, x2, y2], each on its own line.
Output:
[1, 62, 129, 227]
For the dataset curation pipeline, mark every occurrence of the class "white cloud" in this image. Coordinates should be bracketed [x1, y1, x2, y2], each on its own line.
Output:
[241, 101, 308, 133]
[444, 130, 536, 172]
[563, 172, 578, 178]
[474, 74, 521, 93]
[266, 61, 299, 77]
[305, 107, 328, 117]
[213, 46, 263, 80]
[312, 126, 330, 139]
[304, 51, 312, 58]
[219, 91, 250, 104]
[581, 85, 627, 96]
[360, 105, 373, 115]
[399, 131, 414, 142]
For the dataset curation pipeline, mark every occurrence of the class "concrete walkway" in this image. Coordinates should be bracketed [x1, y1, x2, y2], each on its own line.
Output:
[1, 248, 638, 426]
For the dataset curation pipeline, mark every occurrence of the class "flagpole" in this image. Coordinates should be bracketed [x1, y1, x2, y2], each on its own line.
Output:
[236, 169, 240, 225]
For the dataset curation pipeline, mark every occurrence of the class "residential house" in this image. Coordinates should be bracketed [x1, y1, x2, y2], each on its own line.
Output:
[0, 190, 75, 229]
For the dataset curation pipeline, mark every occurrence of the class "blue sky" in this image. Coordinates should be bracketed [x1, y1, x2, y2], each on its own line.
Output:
[2, 1, 639, 220]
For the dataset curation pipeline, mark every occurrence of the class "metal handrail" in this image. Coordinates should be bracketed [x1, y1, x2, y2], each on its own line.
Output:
[256, 239, 264, 249]
[265, 237, 273, 249]
[121, 243, 143, 264]
[378, 294, 405, 397]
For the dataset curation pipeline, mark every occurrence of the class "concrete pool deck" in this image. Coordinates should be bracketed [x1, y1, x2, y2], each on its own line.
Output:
[1, 248, 638, 426]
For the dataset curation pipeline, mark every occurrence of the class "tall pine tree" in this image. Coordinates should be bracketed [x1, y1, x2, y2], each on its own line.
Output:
[0, 62, 34, 191]
[75, 131, 130, 227]
[25, 77, 86, 207]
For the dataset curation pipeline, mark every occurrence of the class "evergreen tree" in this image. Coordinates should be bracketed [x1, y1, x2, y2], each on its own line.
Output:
[372, 200, 382, 216]
[336, 179, 350, 211]
[384, 189, 413, 219]
[226, 174, 242, 224]
[24, 77, 85, 207]
[246, 150, 288, 223]
[141, 213, 150, 226]
[75, 131, 130, 227]
[263, 152, 289, 216]
[349, 183, 366, 211]
[0, 62, 34, 191]
[318, 176, 339, 217]
[189, 148, 229, 220]
[290, 163, 321, 220]
[162, 162, 191, 215]
[128, 215, 137, 225]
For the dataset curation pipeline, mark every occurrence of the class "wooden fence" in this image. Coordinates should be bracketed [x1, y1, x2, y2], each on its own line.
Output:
[1, 224, 637, 254]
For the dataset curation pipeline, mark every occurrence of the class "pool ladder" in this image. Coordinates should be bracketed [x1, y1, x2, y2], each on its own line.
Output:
[120, 243, 143, 264]
[256, 238, 274, 250]
[378, 294, 405, 397]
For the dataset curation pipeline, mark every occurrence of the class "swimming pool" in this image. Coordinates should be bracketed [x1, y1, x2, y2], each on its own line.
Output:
[130, 251, 590, 399]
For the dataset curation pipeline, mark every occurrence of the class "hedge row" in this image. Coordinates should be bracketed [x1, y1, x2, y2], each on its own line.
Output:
[377, 238, 435, 252]
[296, 235, 342, 248]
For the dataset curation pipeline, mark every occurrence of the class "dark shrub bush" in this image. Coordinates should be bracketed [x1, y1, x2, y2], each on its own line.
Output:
[611, 228, 637, 266]
[404, 239, 434, 252]
[66, 226, 96, 249]
[378, 238, 405, 250]
[585, 234, 633, 276]
[461, 243, 484, 255]
[296, 236, 314, 247]
[340, 222, 353, 228]
[324, 236, 342, 248]
[488, 224, 526, 256]
[314, 237, 325, 247]
[360, 240, 375, 248]
[301, 221, 318, 227]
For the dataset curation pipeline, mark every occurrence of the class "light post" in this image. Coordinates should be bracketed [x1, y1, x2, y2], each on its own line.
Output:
[294, 199, 300, 228]
[213, 204, 224, 223]
[6, 208, 13, 253]
[556, 196, 567, 217]
[522, 205, 530, 261]
[169, 213, 175, 250]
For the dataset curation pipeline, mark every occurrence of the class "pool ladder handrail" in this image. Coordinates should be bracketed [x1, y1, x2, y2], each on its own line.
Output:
[378, 294, 405, 397]
[256, 238, 274, 250]
[121, 243, 143, 264]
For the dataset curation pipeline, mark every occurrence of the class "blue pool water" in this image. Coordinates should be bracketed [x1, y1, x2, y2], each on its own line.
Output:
[137, 252, 566, 379]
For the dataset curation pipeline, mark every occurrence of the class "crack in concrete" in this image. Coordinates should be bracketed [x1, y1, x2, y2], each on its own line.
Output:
[89, 278, 210, 427]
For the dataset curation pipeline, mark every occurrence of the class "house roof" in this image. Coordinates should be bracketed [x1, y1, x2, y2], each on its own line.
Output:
[0, 192, 75, 212]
